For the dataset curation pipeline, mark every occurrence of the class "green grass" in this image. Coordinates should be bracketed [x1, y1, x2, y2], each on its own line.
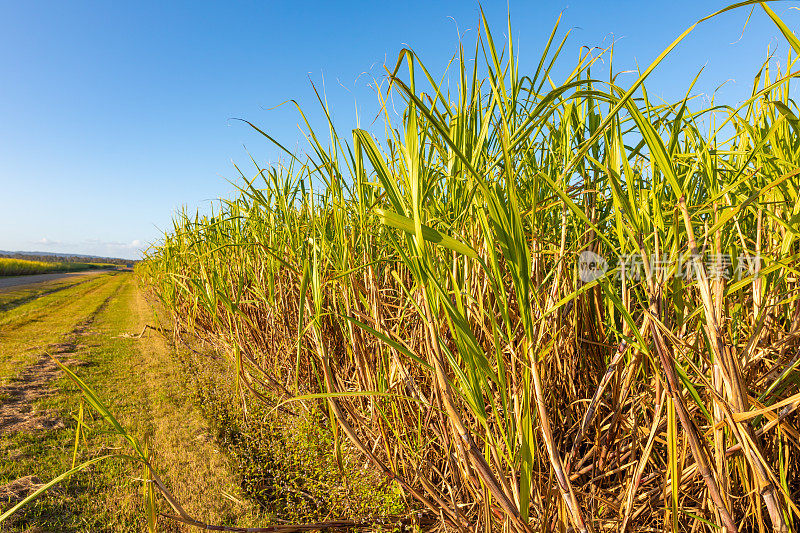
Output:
[0, 273, 124, 384]
[137, 4, 800, 532]
[0, 274, 100, 312]
[0, 274, 260, 531]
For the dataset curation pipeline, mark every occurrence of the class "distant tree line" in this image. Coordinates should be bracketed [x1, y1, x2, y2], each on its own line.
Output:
[0, 252, 135, 266]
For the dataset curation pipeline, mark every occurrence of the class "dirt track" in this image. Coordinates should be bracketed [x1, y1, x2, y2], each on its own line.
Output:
[0, 270, 110, 291]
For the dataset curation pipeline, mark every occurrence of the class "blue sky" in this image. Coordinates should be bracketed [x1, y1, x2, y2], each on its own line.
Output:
[0, 1, 796, 260]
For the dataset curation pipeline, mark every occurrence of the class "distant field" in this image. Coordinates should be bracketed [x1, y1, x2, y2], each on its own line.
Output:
[0, 258, 109, 277]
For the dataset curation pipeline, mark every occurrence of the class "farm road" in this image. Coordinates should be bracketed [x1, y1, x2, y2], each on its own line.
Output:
[0, 270, 110, 291]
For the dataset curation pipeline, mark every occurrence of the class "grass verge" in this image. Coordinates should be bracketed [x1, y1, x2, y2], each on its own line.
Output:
[0, 273, 258, 531]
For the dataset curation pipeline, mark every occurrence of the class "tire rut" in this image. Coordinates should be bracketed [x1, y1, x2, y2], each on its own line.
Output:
[0, 281, 122, 435]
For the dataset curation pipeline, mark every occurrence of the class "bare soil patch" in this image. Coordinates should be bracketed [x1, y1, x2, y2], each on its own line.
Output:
[0, 475, 44, 507]
[0, 351, 69, 434]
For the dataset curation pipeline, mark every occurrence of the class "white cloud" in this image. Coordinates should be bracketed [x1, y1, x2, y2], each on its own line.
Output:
[103, 240, 143, 249]
[13, 237, 145, 260]
[82, 238, 143, 250]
